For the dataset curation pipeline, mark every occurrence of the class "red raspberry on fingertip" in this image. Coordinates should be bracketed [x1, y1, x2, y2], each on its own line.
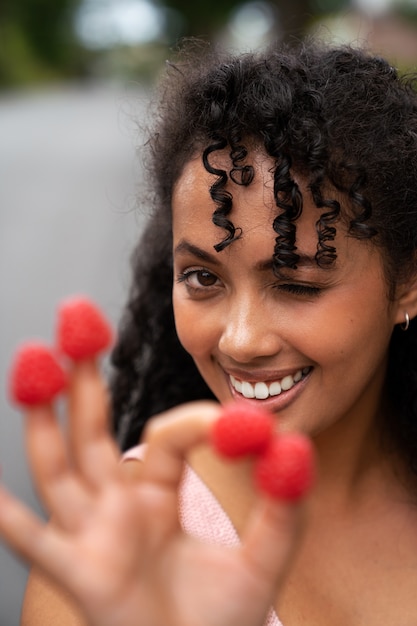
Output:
[254, 433, 315, 501]
[9, 341, 67, 407]
[57, 296, 113, 361]
[211, 402, 275, 459]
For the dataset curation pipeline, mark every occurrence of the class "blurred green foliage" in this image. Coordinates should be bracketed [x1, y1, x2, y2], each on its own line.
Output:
[1, 0, 416, 88]
[0, 0, 315, 88]
[0, 0, 89, 87]
[163, 0, 314, 41]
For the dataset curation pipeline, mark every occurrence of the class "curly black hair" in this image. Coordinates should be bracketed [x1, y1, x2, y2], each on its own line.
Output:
[110, 38, 417, 477]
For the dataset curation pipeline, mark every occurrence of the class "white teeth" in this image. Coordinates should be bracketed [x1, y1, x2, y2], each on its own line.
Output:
[242, 381, 255, 398]
[230, 375, 242, 392]
[230, 368, 309, 400]
[294, 370, 302, 383]
[254, 382, 269, 400]
[269, 381, 282, 396]
[281, 375, 294, 391]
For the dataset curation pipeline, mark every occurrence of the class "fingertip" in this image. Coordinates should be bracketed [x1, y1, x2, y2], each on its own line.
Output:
[67, 356, 109, 410]
[68, 357, 100, 378]
[25, 403, 56, 420]
[143, 400, 221, 443]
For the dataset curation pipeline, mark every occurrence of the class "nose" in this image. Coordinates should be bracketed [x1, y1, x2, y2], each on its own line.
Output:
[218, 294, 283, 364]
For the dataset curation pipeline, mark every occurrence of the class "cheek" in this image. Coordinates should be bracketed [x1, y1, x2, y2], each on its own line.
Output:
[290, 284, 393, 367]
[173, 292, 217, 359]
[306, 295, 393, 373]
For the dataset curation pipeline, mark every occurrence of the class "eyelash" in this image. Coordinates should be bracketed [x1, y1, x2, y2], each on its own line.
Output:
[176, 269, 219, 290]
[275, 283, 322, 297]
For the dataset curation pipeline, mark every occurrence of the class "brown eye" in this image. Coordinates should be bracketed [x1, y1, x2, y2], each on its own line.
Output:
[177, 268, 221, 292]
[196, 270, 217, 286]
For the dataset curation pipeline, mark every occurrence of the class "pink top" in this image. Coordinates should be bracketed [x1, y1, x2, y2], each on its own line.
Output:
[123, 445, 282, 626]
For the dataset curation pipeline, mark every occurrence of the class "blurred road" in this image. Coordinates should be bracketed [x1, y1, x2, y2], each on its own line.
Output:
[0, 81, 149, 624]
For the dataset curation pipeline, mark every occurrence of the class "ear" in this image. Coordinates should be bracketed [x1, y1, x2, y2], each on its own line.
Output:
[393, 274, 417, 326]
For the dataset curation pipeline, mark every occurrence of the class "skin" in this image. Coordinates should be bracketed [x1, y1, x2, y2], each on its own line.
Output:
[6, 147, 417, 625]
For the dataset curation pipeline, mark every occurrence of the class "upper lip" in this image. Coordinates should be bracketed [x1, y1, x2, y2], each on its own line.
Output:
[224, 366, 309, 383]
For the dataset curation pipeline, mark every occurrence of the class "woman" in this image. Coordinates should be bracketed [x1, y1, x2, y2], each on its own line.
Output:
[3, 38, 417, 625]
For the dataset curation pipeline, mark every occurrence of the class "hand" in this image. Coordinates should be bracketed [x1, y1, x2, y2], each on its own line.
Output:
[0, 360, 306, 626]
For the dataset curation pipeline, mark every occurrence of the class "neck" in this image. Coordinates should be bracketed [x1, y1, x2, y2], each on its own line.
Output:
[307, 390, 414, 512]
[311, 418, 383, 505]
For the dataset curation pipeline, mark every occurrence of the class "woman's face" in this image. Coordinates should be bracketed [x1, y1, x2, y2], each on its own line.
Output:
[172, 149, 404, 438]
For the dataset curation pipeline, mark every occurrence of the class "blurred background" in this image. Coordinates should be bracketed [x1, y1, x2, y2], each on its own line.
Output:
[1, 0, 417, 623]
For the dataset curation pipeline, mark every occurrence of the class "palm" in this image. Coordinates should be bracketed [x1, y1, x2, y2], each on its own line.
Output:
[0, 363, 301, 626]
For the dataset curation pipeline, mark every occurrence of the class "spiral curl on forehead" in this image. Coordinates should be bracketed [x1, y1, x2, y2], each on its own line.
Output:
[270, 154, 302, 270]
[202, 138, 243, 253]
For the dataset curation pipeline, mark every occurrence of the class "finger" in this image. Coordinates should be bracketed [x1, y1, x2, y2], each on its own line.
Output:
[24, 405, 93, 531]
[0, 483, 87, 595]
[136, 401, 221, 541]
[239, 494, 307, 603]
[67, 360, 120, 487]
[141, 401, 221, 489]
[0, 482, 47, 563]
[0, 483, 62, 568]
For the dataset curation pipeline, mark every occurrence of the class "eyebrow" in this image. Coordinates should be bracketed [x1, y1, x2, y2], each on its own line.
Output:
[174, 239, 318, 270]
[174, 240, 221, 265]
[282, 254, 318, 269]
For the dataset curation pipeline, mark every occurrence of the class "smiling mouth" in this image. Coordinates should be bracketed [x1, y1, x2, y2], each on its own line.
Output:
[230, 367, 311, 400]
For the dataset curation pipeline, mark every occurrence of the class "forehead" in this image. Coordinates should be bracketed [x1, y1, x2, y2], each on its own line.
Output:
[173, 148, 274, 205]
[172, 148, 321, 254]
[171, 147, 388, 292]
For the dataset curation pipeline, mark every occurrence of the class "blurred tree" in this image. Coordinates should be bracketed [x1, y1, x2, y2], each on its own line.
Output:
[0, 0, 88, 87]
[162, 0, 318, 43]
[2, 0, 415, 88]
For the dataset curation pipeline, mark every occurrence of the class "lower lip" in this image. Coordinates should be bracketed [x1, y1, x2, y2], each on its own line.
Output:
[228, 371, 311, 412]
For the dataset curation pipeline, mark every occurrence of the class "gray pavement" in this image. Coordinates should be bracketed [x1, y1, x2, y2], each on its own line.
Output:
[0, 81, 150, 624]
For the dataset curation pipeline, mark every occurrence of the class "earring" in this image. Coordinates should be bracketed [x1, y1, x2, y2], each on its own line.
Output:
[401, 311, 410, 331]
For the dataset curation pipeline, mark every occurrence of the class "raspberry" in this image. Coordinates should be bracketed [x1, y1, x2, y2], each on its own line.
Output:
[254, 433, 315, 501]
[211, 402, 274, 458]
[57, 296, 113, 361]
[9, 341, 67, 407]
